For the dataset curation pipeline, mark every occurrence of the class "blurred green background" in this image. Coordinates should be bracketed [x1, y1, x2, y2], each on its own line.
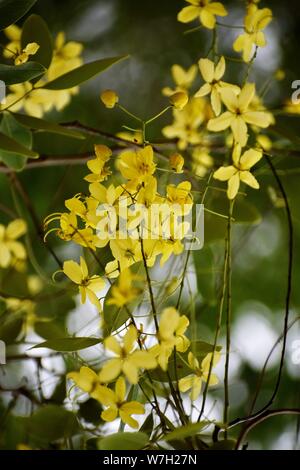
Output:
[1, 0, 300, 450]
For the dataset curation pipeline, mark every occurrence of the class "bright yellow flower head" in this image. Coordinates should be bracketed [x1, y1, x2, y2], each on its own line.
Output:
[178, 0, 227, 30]
[4, 82, 52, 118]
[68, 366, 106, 402]
[169, 91, 189, 110]
[117, 145, 156, 184]
[14, 42, 39, 65]
[99, 376, 145, 428]
[179, 351, 220, 400]
[49, 31, 83, 79]
[3, 25, 21, 59]
[0, 219, 27, 269]
[162, 64, 197, 96]
[152, 307, 190, 371]
[85, 144, 112, 183]
[233, 6, 272, 62]
[99, 325, 157, 384]
[213, 143, 263, 199]
[63, 256, 105, 310]
[195, 56, 239, 116]
[100, 89, 119, 108]
[207, 83, 271, 146]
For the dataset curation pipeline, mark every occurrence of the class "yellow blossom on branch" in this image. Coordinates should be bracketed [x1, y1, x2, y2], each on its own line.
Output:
[0, 219, 27, 269]
[179, 351, 220, 400]
[178, 0, 227, 30]
[162, 64, 197, 96]
[213, 144, 263, 199]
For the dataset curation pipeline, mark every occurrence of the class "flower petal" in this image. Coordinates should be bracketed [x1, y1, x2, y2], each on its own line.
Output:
[177, 5, 199, 23]
[239, 171, 260, 189]
[99, 358, 122, 383]
[214, 166, 236, 181]
[199, 58, 214, 83]
[207, 111, 233, 132]
[102, 406, 118, 422]
[239, 148, 262, 170]
[227, 173, 240, 199]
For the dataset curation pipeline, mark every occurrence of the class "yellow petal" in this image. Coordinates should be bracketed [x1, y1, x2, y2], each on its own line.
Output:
[177, 5, 200, 23]
[123, 325, 137, 354]
[239, 148, 262, 170]
[200, 9, 216, 29]
[214, 56, 226, 80]
[194, 83, 211, 98]
[115, 376, 126, 402]
[63, 260, 82, 284]
[6, 219, 26, 240]
[211, 87, 222, 116]
[230, 116, 248, 146]
[159, 307, 180, 340]
[220, 88, 238, 112]
[239, 171, 259, 189]
[207, 2, 227, 16]
[207, 111, 233, 132]
[179, 375, 195, 392]
[238, 83, 255, 112]
[199, 58, 214, 83]
[99, 358, 122, 383]
[243, 111, 270, 128]
[227, 173, 240, 199]
[102, 406, 118, 422]
[131, 351, 157, 369]
[104, 335, 122, 355]
[213, 166, 236, 181]
[122, 360, 139, 384]
[121, 401, 144, 415]
[119, 410, 139, 429]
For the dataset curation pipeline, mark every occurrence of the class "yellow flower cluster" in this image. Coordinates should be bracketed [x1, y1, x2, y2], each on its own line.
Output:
[3, 27, 83, 117]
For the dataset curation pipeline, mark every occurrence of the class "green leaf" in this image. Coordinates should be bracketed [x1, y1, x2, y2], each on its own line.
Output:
[103, 262, 145, 335]
[0, 112, 37, 170]
[0, 315, 23, 344]
[0, 62, 46, 85]
[0, 0, 37, 31]
[41, 56, 129, 90]
[31, 336, 102, 352]
[98, 432, 148, 451]
[13, 113, 85, 139]
[21, 14, 53, 71]
[193, 246, 216, 305]
[79, 398, 103, 425]
[34, 321, 67, 340]
[140, 413, 154, 437]
[164, 422, 209, 442]
[28, 405, 78, 441]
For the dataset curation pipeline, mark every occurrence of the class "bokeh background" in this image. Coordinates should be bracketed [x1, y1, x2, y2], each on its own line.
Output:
[1, 0, 300, 450]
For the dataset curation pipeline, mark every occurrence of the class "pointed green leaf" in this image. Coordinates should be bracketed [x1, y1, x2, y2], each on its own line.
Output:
[31, 336, 102, 352]
[41, 55, 129, 90]
[21, 14, 53, 70]
[13, 113, 85, 139]
[164, 422, 209, 442]
[0, 0, 37, 31]
[0, 62, 46, 85]
[28, 405, 78, 441]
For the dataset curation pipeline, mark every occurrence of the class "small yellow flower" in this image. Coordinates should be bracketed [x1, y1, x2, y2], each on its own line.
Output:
[169, 153, 185, 173]
[192, 147, 214, 177]
[179, 351, 220, 400]
[169, 91, 189, 110]
[107, 269, 142, 308]
[233, 5, 272, 62]
[207, 83, 271, 146]
[99, 325, 157, 384]
[110, 238, 141, 271]
[99, 376, 145, 428]
[14, 42, 39, 65]
[63, 256, 105, 310]
[49, 31, 83, 79]
[213, 144, 263, 199]
[162, 64, 197, 96]
[0, 219, 27, 268]
[100, 89, 119, 108]
[84, 145, 112, 183]
[117, 145, 156, 184]
[68, 366, 106, 402]
[178, 0, 227, 30]
[152, 307, 190, 371]
[3, 25, 21, 59]
[195, 56, 239, 116]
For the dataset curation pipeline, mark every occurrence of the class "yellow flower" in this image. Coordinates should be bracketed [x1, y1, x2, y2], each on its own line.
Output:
[99, 325, 157, 384]
[84, 145, 112, 183]
[207, 83, 270, 146]
[117, 145, 156, 184]
[4, 82, 51, 117]
[106, 269, 142, 308]
[100, 89, 119, 108]
[3, 25, 21, 59]
[179, 351, 220, 400]
[178, 0, 227, 30]
[233, 5, 272, 62]
[0, 219, 27, 268]
[195, 56, 239, 116]
[14, 42, 39, 65]
[169, 91, 189, 110]
[169, 153, 185, 173]
[213, 144, 263, 199]
[166, 181, 193, 210]
[152, 307, 190, 371]
[68, 366, 106, 402]
[192, 146, 214, 177]
[49, 31, 83, 79]
[163, 97, 210, 150]
[99, 376, 145, 428]
[162, 64, 197, 96]
[63, 256, 105, 310]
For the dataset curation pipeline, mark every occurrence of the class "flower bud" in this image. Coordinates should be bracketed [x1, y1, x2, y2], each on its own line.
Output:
[169, 153, 184, 173]
[169, 91, 188, 110]
[100, 89, 119, 108]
